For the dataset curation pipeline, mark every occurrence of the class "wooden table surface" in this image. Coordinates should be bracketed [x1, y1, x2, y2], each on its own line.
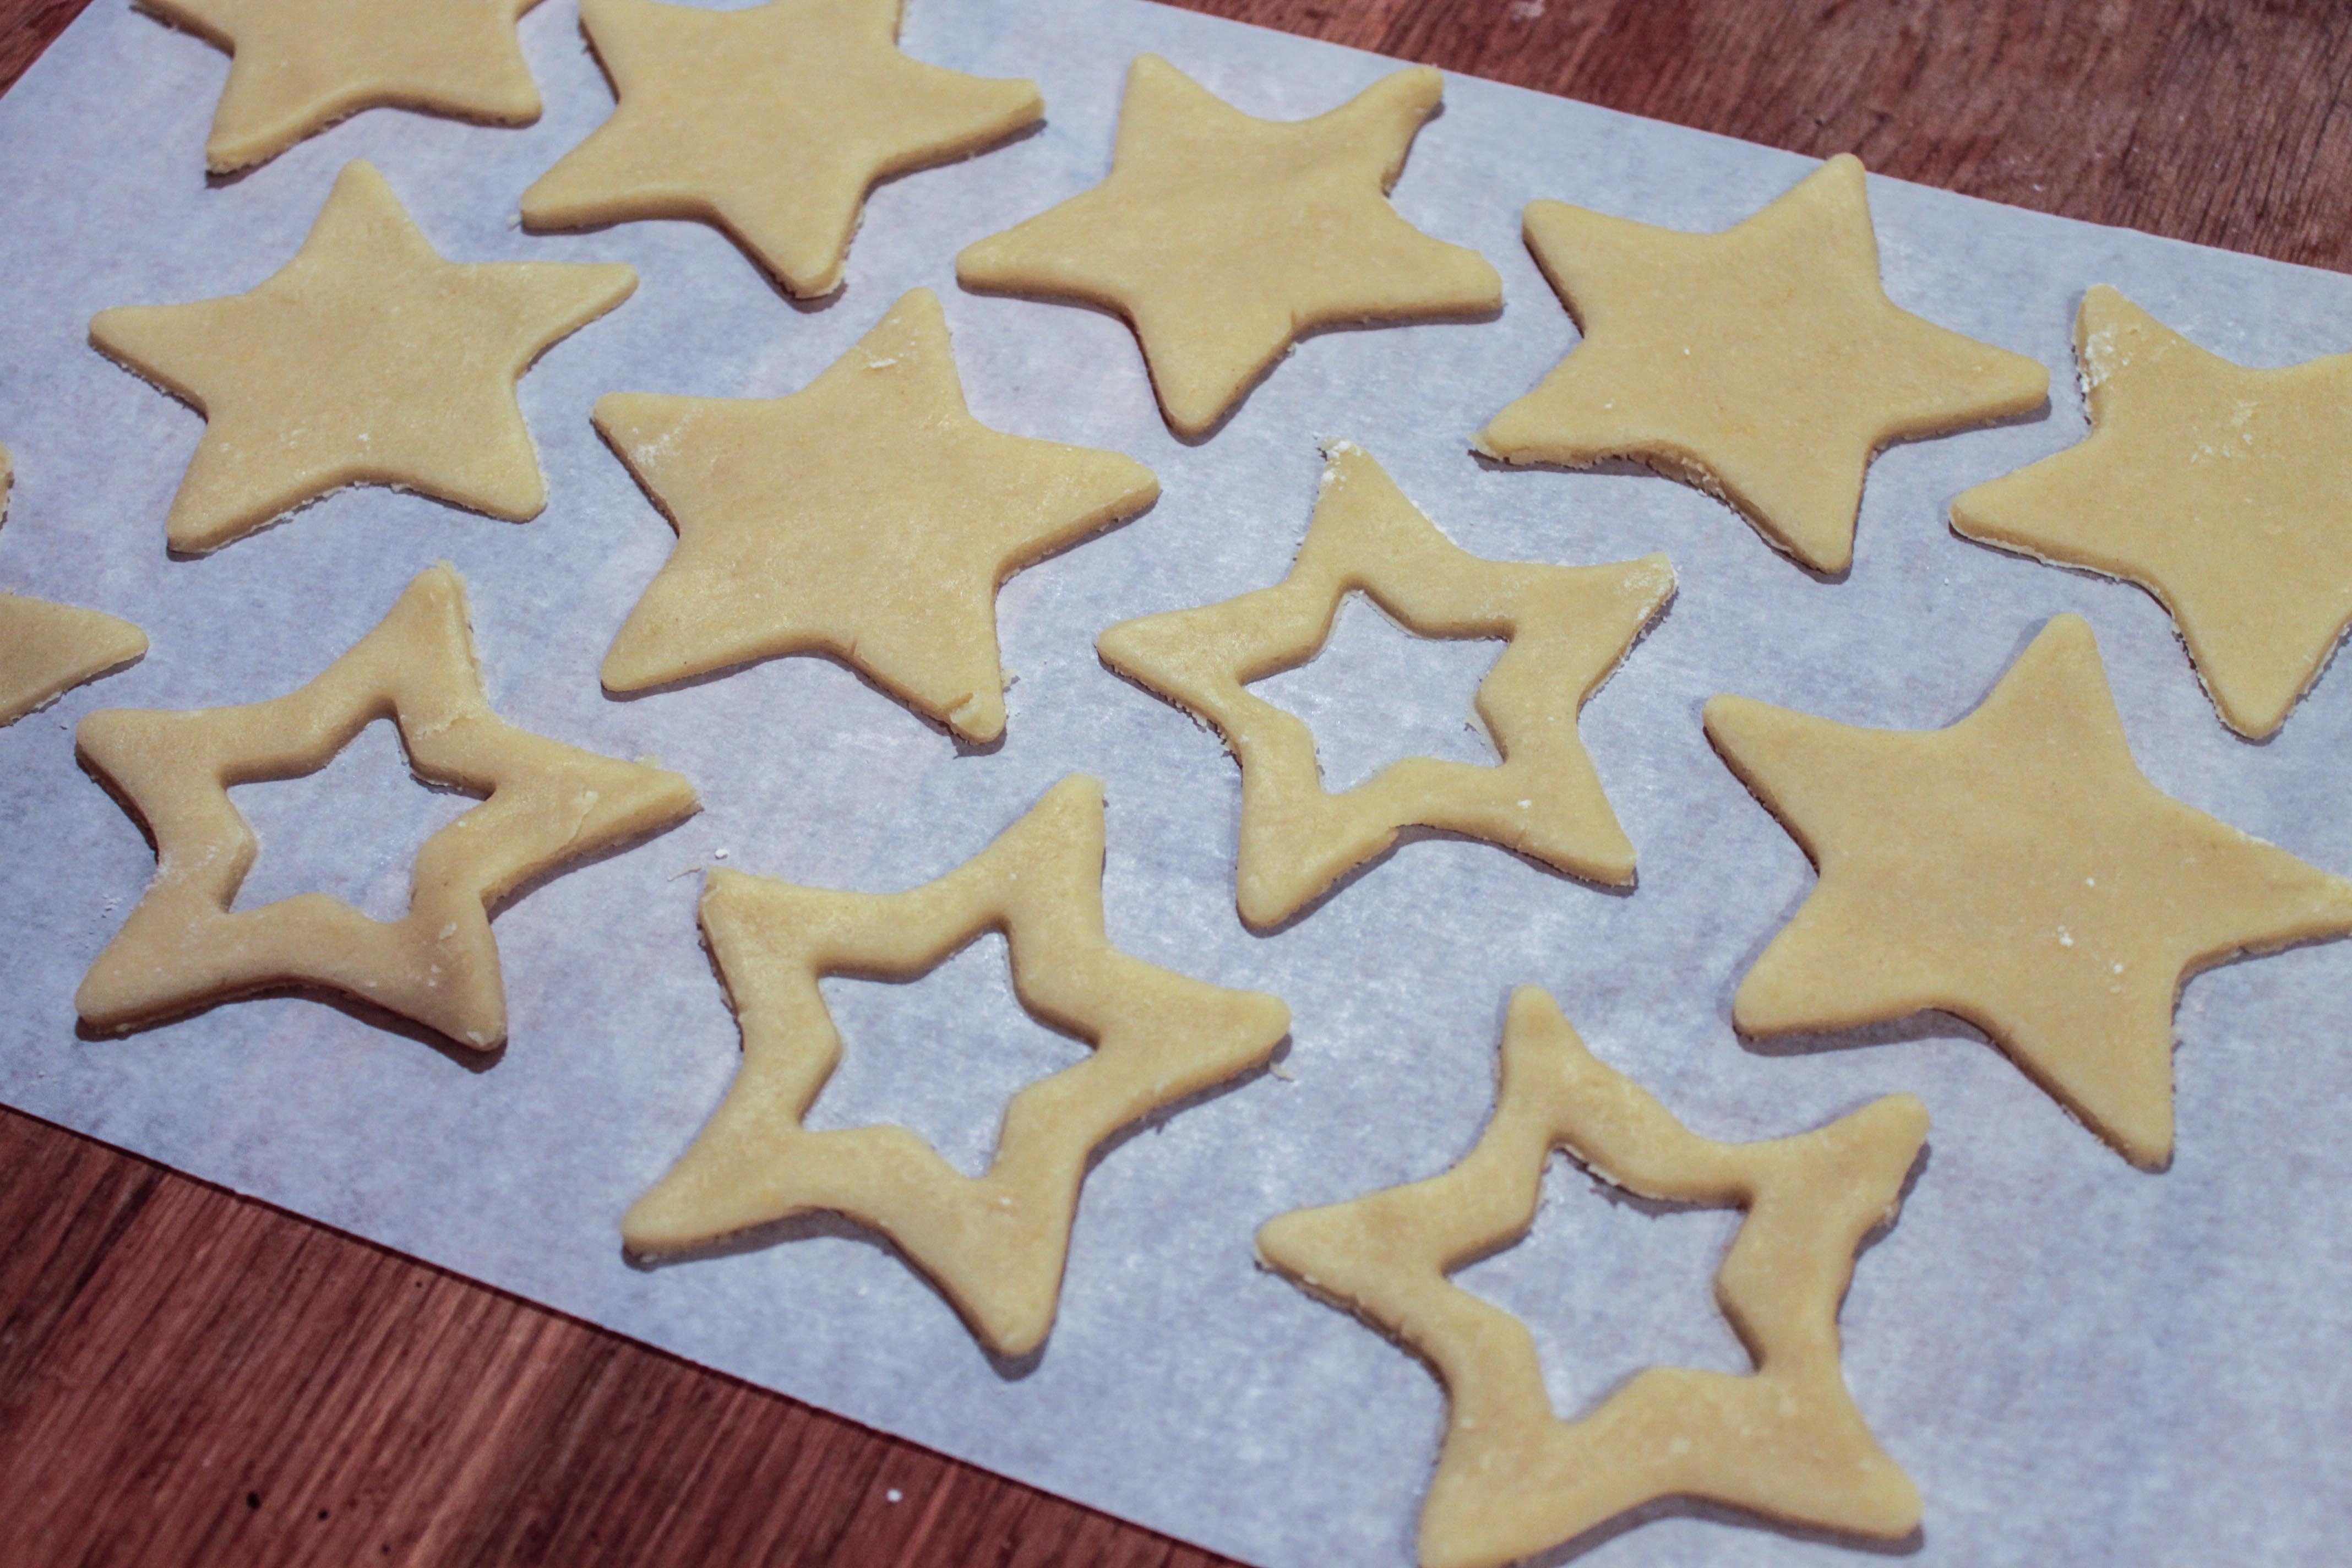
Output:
[4, 2, 2346, 1565]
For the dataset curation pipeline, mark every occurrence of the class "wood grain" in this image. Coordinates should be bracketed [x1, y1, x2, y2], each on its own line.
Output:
[3, 1, 2346, 1565]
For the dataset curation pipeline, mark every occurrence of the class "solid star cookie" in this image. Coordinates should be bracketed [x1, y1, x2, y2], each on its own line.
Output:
[91, 161, 635, 556]
[596, 287, 1156, 743]
[1706, 614, 2352, 1168]
[1477, 154, 2048, 574]
[141, 0, 547, 175]
[1954, 286, 2352, 739]
[0, 443, 149, 725]
[76, 564, 699, 1050]
[522, 0, 1041, 298]
[1257, 987, 1927, 1568]
[624, 775, 1289, 1358]
[957, 56, 1502, 438]
[1097, 443, 1672, 929]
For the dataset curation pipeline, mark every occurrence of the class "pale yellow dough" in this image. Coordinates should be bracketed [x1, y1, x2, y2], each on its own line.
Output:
[957, 56, 1503, 438]
[596, 288, 1157, 744]
[522, 0, 1042, 298]
[625, 775, 1289, 1357]
[140, 0, 547, 175]
[1097, 443, 1672, 930]
[1707, 614, 2352, 1168]
[0, 444, 150, 726]
[90, 162, 635, 556]
[1477, 154, 2048, 574]
[1954, 285, 2352, 739]
[76, 564, 700, 1050]
[1257, 987, 1926, 1568]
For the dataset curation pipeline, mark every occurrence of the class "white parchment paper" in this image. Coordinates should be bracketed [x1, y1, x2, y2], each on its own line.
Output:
[4, 3, 2351, 1565]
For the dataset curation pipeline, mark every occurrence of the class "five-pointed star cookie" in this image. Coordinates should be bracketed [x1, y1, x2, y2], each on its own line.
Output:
[0, 442, 150, 725]
[142, 0, 548, 175]
[596, 288, 1157, 743]
[521, 0, 1042, 298]
[1097, 443, 1673, 930]
[1954, 286, 2352, 739]
[75, 564, 700, 1051]
[1258, 987, 1928, 1568]
[1477, 154, 2049, 574]
[624, 775, 1289, 1358]
[957, 56, 1504, 438]
[1707, 614, 2352, 1168]
[90, 161, 635, 556]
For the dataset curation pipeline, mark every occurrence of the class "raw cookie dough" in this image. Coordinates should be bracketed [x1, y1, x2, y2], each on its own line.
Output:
[90, 161, 635, 556]
[75, 563, 699, 1050]
[596, 287, 1156, 744]
[1953, 285, 2352, 739]
[957, 56, 1502, 439]
[624, 775, 1289, 1358]
[1257, 987, 1927, 1568]
[0, 444, 150, 725]
[1706, 613, 2352, 1169]
[140, 0, 547, 175]
[1097, 443, 1672, 930]
[522, 0, 1041, 298]
[1476, 154, 2048, 574]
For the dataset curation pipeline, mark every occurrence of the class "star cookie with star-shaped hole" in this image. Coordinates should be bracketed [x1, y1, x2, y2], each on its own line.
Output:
[1097, 443, 1672, 930]
[1954, 286, 2352, 739]
[596, 287, 1157, 744]
[522, 0, 1041, 298]
[91, 162, 634, 556]
[1707, 614, 2352, 1168]
[624, 775, 1289, 1357]
[1477, 154, 2048, 574]
[1257, 987, 1928, 1568]
[0, 444, 148, 725]
[75, 564, 699, 1050]
[957, 56, 1502, 438]
[141, 0, 548, 174]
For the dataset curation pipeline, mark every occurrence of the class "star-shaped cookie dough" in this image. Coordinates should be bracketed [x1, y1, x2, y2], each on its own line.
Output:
[957, 56, 1503, 438]
[1954, 286, 2352, 739]
[0, 443, 150, 725]
[597, 288, 1156, 743]
[141, 0, 548, 175]
[1097, 443, 1672, 930]
[1476, 154, 2048, 574]
[1258, 987, 1927, 1568]
[75, 564, 699, 1050]
[624, 775, 1289, 1357]
[521, 0, 1042, 298]
[1707, 614, 2352, 1169]
[90, 161, 635, 556]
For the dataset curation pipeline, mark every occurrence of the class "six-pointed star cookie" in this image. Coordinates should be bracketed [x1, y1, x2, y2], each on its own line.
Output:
[1476, 154, 2048, 574]
[141, 0, 547, 174]
[1954, 286, 2352, 739]
[90, 162, 635, 556]
[957, 56, 1503, 438]
[1707, 614, 2352, 1169]
[596, 288, 1157, 743]
[624, 775, 1289, 1358]
[1258, 987, 1928, 1568]
[75, 564, 700, 1050]
[522, 0, 1042, 298]
[1097, 443, 1673, 929]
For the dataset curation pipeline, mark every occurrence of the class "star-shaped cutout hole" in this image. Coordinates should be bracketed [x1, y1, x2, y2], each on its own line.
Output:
[1097, 443, 1672, 930]
[143, 0, 548, 174]
[624, 775, 1290, 1357]
[75, 564, 700, 1051]
[1954, 285, 2352, 739]
[1257, 987, 1927, 1568]
[1476, 154, 2048, 574]
[958, 56, 1503, 439]
[521, 0, 1042, 298]
[596, 287, 1157, 744]
[1706, 614, 2352, 1168]
[90, 162, 635, 557]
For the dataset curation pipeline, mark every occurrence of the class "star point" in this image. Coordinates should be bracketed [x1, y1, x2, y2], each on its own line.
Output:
[596, 287, 1158, 743]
